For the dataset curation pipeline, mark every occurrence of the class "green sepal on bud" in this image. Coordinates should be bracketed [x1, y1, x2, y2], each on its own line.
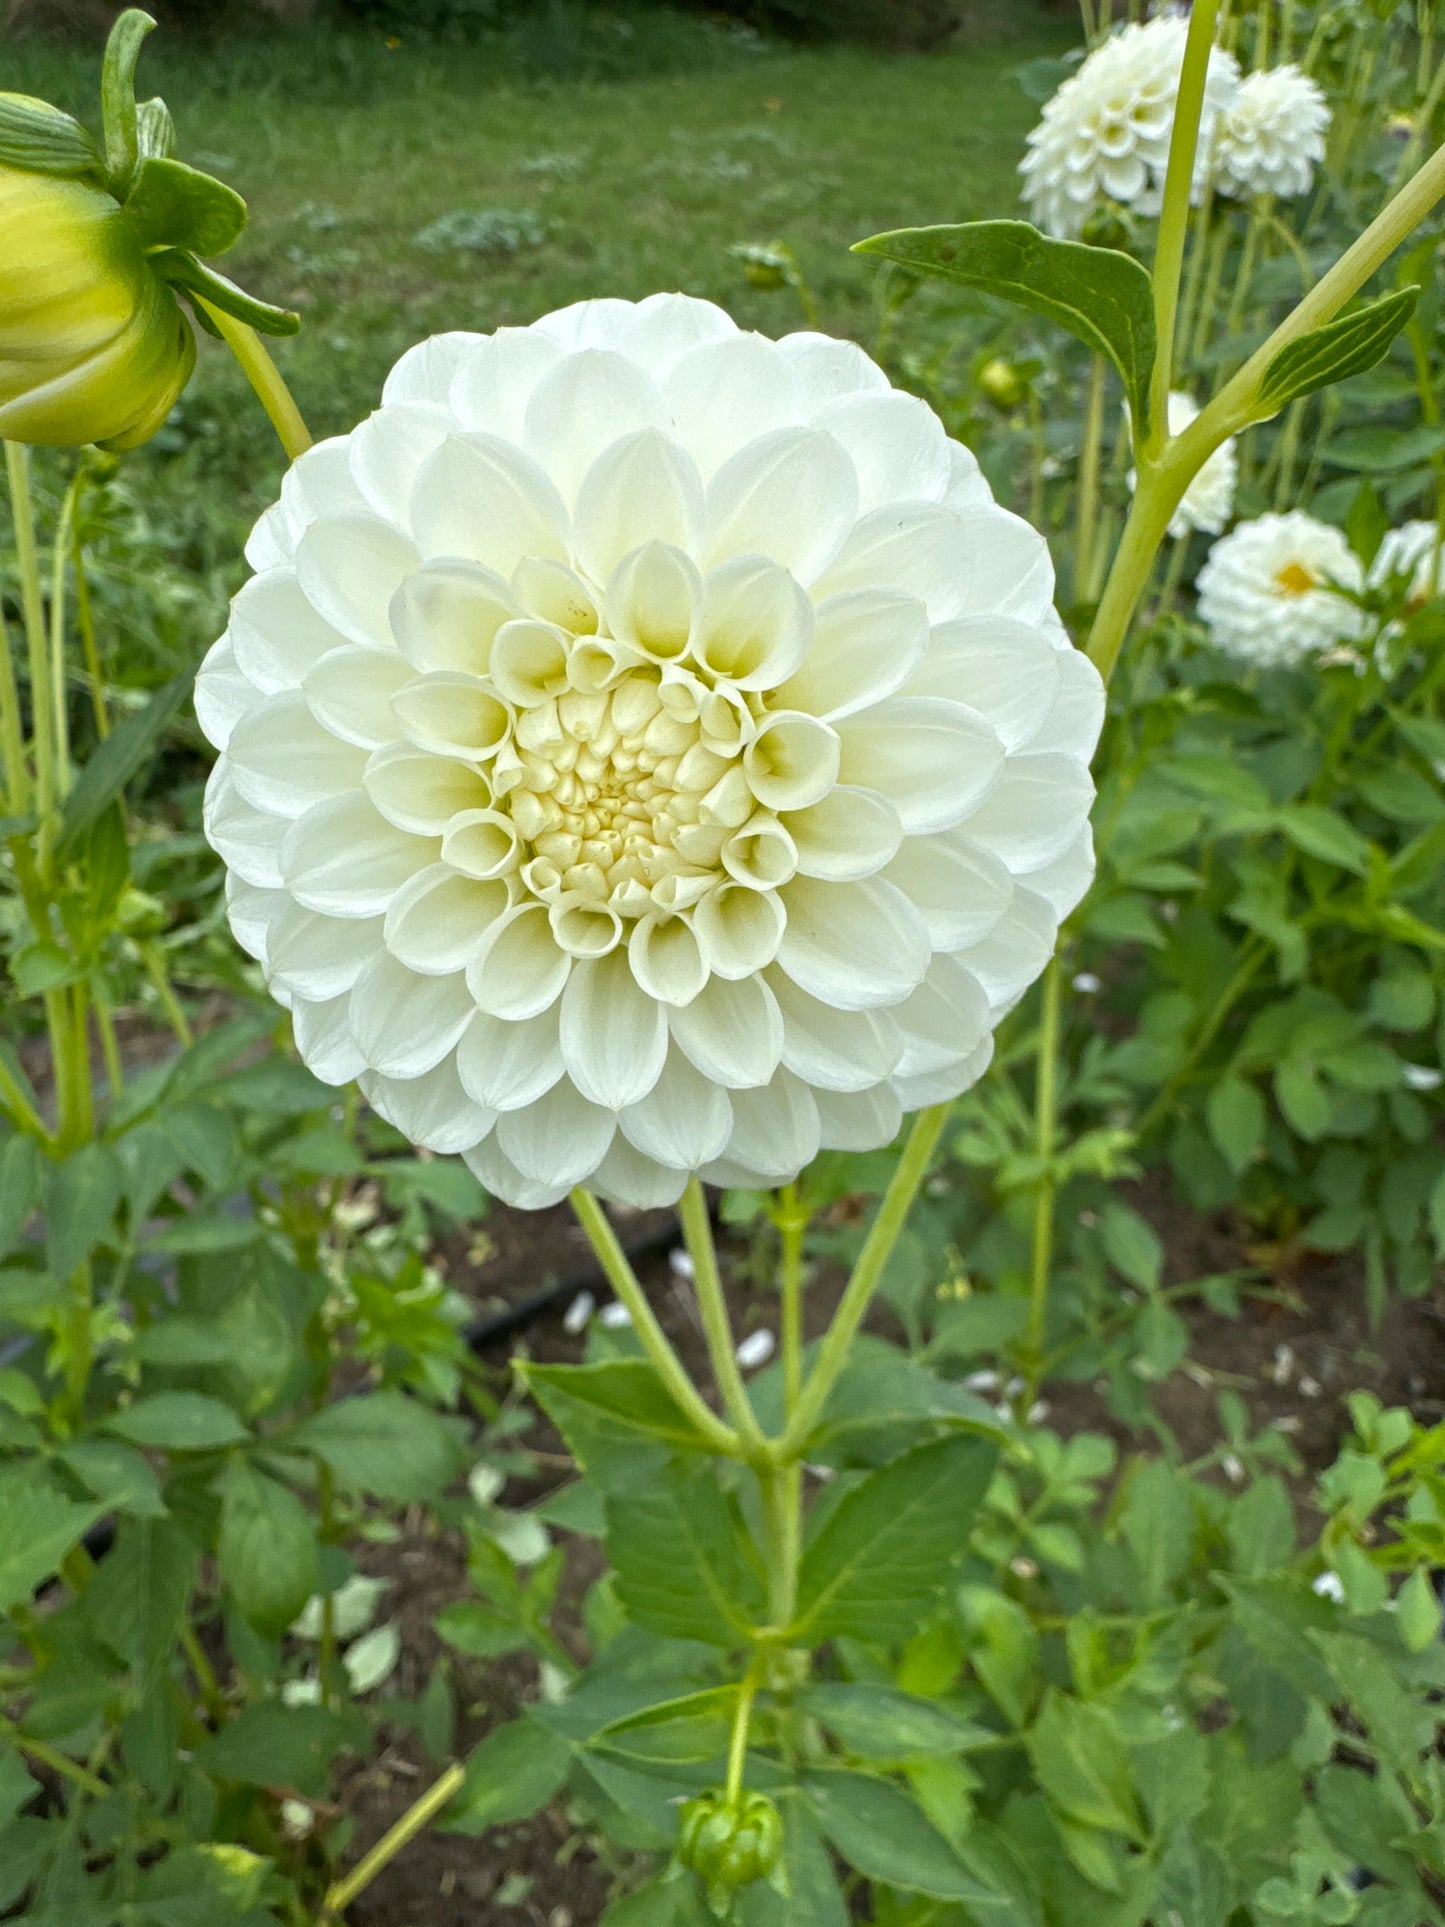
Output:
[677, 1790, 785, 1913]
[0, 7, 297, 453]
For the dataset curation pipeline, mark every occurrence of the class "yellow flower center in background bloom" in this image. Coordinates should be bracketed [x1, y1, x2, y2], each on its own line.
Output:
[1274, 560, 1319, 596]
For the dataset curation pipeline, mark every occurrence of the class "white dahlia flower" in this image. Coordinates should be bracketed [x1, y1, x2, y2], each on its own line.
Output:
[1195, 511, 1364, 667]
[196, 294, 1103, 1210]
[1020, 16, 1240, 240]
[1128, 392, 1236, 537]
[1212, 64, 1330, 202]
[1368, 520, 1445, 611]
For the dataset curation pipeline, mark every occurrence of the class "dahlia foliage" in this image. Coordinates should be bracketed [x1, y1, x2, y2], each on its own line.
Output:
[1195, 510, 1364, 667]
[197, 295, 1104, 1209]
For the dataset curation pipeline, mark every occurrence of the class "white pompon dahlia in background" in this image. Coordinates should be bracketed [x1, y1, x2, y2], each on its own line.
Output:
[1128, 392, 1236, 538]
[196, 294, 1103, 1209]
[1211, 64, 1331, 202]
[1020, 16, 1240, 239]
[1196, 510, 1365, 668]
[1368, 520, 1445, 613]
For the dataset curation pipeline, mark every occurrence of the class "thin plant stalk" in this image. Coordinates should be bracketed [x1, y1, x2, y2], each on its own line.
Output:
[1023, 956, 1062, 1406]
[71, 502, 108, 739]
[5, 443, 57, 856]
[679, 1176, 766, 1455]
[0, 605, 26, 814]
[49, 475, 80, 800]
[196, 300, 312, 463]
[774, 1182, 807, 1417]
[725, 1658, 763, 1805]
[1074, 354, 1108, 604]
[320, 1762, 466, 1922]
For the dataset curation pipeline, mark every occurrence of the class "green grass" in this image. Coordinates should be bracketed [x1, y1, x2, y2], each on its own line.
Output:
[5, 6, 1072, 669]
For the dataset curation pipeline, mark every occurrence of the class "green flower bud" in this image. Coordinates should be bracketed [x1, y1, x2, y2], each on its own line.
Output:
[978, 357, 1028, 412]
[677, 1790, 784, 1900]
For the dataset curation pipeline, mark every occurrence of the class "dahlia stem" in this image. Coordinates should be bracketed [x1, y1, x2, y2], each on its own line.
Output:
[679, 1177, 767, 1456]
[320, 1761, 466, 1922]
[198, 300, 312, 463]
[774, 1102, 951, 1462]
[5, 443, 56, 856]
[724, 1657, 763, 1806]
[71, 496, 108, 740]
[1022, 956, 1063, 1409]
[569, 1186, 742, 1458]
[1073, 354, 1107, 605]
[49, 473, 80, 801]
[774, 1182, 808, 1419]
[0, 603, 26, 817]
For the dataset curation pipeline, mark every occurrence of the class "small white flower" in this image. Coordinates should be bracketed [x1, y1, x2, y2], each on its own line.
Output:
[1402, 1062, 1443, 1092]
[1312, 1570, 1346, 1603]
[1128, 393, 1236, 537]
[198, 295, 1103, 1208]
[1368, 520, 1445, 612]
[1196, 511, 1364, 666]
[1212, 64, 1331, 201]
[599, 1301, 633, 1329]
[562, 1288, 596, 1332]
[735, 1327, 776, 1370]
[1020, 17, 1240, 239]
[468, 1462, 506, 1508]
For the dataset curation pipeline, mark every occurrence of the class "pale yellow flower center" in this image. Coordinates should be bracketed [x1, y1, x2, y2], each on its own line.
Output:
[1274, 560, 1318, 596]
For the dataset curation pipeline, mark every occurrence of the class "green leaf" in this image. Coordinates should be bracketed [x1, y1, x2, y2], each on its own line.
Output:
[194, 1701, 361, 1798]
[434, 1599, 529, 1661]
[1396, 1566, 1440, 1653]
[155, 250, 300, 337]
[606, 1459, 768, 1647]
[854, 219, 1157, 433]
[286, 1390, 465, 1501]
[0, 1133, 40, 1257]
[1328, 421, 1445, 474]
[802, 1768, 1005, 1904]
[123, 156, 246, 256]
[105, 1391, 249, 1451]
[57, 1440, 167, 1518]
[1207, 1076, 1266, 1176]
[1275, 1061, 1332, 1140]
[0, 93, 104, 178]
[596, 1686, 736, 1764]
[218, 1459, 318, 1637]
[737, 1791, 848, 1927]
[1277, 804, 1373, 876]
[523, 1360, 719, 1487]
[82, 1515, 197, 1686]
[1025, 1690, 1145, 1840]
[1257, 287, 1419, 417]
[792, 1434, 997, 1645]
[45, 1141, 123, 1280]
[0, 1468, 105, 1613]
[440, 1717, 571, 1834]
[57, 669, 195, 858]
[798, 1683, 994, 1759]
[1099, 1200, 1164, 1292]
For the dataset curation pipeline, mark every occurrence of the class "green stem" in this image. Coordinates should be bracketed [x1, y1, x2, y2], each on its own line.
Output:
[1133, 934, 1269, 1143]
[180, 1621, 227, 1723]
[1023, 958, 1063, 1404]
[195, 299, 312, 463]
[1074, 354, 1107, 605]
[61, 1257, 93, 1430]
[69, 487, 108, 740]
[775, 1183, 807, 1417]
[679, 1177, 766, 1454]
[141, 941, 193, 1047]
[321, 1762, 466, 1922]
[569, 1187, 741, 1458]
[49, 475, 79, 802]
[0, 606, 26, 816]
[775, 1103, 950, 1461]
[0, 1716, 109, 1799]
[724, 1659, 763, 1807]
[94, 989, 124, 1098]
[760, 1462, 801, 1633]
[5, 443, 56, 865]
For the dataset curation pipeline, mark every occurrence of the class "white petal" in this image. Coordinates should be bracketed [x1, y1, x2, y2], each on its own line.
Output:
[1019, 645, 1106, 759]
[449, 327, 566, 437]
[573, 432, 704, 586]
[668, 971, 783, 1089]
[245, 501, 294, 574]
[743, 710, 839, 812]
[440, 808, 521, 880]
[269, 900, 384, 1002]
[958, 753, 1094, 873]
[618, 1046, 732, 1168]
[776, 874, 929, 1011]
[359, 1057, 492, 1155]
[559, 949, 669, 1109]
[195, 636, 253, 751]
[781, 332, 891, 407]
[389, 558, 520, 675]
[955, 885, 1058, 1016]
[456, 1005, 565, 1112]
[392, 671, 513, 760]
[230, 570, 349, 693]
[892, 1033, 994, 1112]
[813, 1082, 903, 1153]
[384, 863, 512, 975]
[811, 391, 952, 512]
[364, 745, 493, 836]
[813, 504, 970, 621]
[225, 874, 282, 964]
[523, 349, 671, 505]
[293, 992, 366, 1085]
[591, 1137, 691, 1210]
[464, 1132, 572, 1210]
[536, 297, 645, 351]
[664, 334, 804, 479]
[383, 330, 486, 407]
[410, 433, 569, 574]
[512, 558, 600, 634]
[466, 905, 571, 1020]
[696, 557, 813, 690]
[282, 794, 434, 916]
[496, 1078, 615, 1189]
[619, 293, 738, 373]
[1024, 823, 1096, 921]
[956, 506, 1056, 622]
[628, 913, 707, 1007]
[893, 953, 993, 1076]
[283, 437, 369, 525]
[784, 785, 902, 882]
[905, 616, 1062, 752]
[940, 442, 993, 516]
[692, 882, 786, 979]
[349, 402, 452, 529]
[713, 1070, 820, 1182]
[836, 697, 1003, 836]
[304, 646, 415, 750]
[295, 515, 419, 651]
[204, 762, 285, 889]
[605, 543, 701, 664]
[768, 969, 904, 1092]
[883, 833, 1014, 950]
[227, 691, 367, 819]
[703, 428, 859, 584]
[771, 589, 928, 722]
[350, 954, 476, 1078]
[488, 620, 570, 709]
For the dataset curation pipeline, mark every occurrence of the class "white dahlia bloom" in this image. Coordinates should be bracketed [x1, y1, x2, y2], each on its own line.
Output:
[1368, 520, 1445, 611]
[196, 295, 1103, 1209]
[1212, 64, 1330, 201]
[1195, 511, 1364, 667]
[1128, 392, 1236, 537]
[1020, 16, 1240, 240]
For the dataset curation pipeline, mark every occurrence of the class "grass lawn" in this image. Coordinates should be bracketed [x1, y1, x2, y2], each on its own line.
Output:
[6, 5, 1073, 667]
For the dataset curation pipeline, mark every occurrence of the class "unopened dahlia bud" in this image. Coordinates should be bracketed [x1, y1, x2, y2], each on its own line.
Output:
[678, 1790, 784, 1901]
[978, 357, 1028, 412]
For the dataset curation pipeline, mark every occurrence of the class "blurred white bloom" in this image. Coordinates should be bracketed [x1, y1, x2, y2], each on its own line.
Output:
[1020, 17, 1240, 239]
[343, 1620, 401, 1695]
[198, 295, 1103, 1208]
[1368, 520, 1445, 611]
[467, 1462, 506, 1507]
[735, 1327, 776, 1370]
[1312, 1570, 1345, 1603]
[1196, 511, 1364, 666]
[1213, 64, 1330, 201]
[291, 1572, 388, 1642]
[1128, 392, 1236, 537]
[1402, 1063, 1443, 1092]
